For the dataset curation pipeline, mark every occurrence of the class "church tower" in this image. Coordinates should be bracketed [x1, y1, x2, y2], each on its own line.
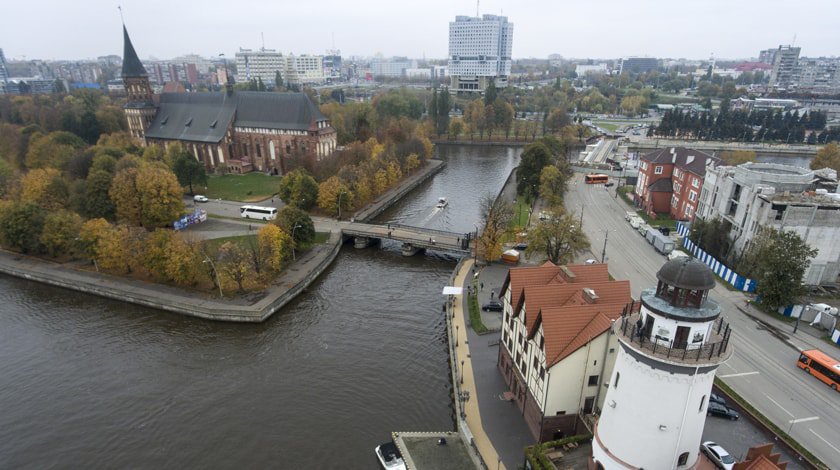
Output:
[121, 25, 157, 141]
[592, 258, 732, 470]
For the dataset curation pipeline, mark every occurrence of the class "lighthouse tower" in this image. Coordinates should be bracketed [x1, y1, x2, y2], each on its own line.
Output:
[592, 258, 732, 470]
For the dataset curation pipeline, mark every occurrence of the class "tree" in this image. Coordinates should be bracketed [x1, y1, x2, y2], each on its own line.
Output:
[217, 241, 253, 293]
[477, 195, 513, 261]
[719, 150, 756, 166]
[257, 223, 293, 274]
[317, 176, 353, 216]
[620, 95, 646, 117]
[20, 168, 69, 210]
[24, 131, 86, 170]
[526, 209, 590, 264]
[274, 205, 315, 245]
[171, 150, 208, 195]
[688, 217, 729, 261]
[448, 118, 464, 140]
[463, 99, 486, 138]
[40, 210, 83, 257]
[517, 142, 552, 200]
[0, 202, 45, 254]
[810, 142, 840, 173]
[0, 158, 14, 199]
[278, 169, 319, 210]
[740, 228, 817, 309]
[539, 165, 568, 208]
[436, 88, 451, 136]
[111, 165, 184, 228]
[142, 229, 199, 285]
[493, 98, 515, 138]
[483, 80, 498, 105]
[545, 108, 570, 134]
[82, 170, 116, 219]
[78, 218, 111, 266]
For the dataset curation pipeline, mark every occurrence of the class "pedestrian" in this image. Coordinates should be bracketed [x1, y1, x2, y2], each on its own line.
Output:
[388, 231, 392, 238]
[480, 282, 484, 291]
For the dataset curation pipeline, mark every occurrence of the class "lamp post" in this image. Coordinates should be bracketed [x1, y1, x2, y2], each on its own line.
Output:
[337, 191, 346, 219]
[460, 359, 465, 384]
[473, 223, 479, 265]
[579, 204, 585, 229]
[291, 223, 302, 261]
[601, 230, 610, 263]
[202, 255, 223, 298]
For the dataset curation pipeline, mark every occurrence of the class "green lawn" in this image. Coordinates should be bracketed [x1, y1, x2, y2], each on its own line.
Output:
[204, 173, 279, 202]
[592, 121, 620, 132]
[511, 195, 532, 229]
[202, 234, 256, 252]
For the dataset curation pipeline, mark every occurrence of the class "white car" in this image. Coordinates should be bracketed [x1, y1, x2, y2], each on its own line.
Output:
[701, 441, 736, 470]
[193, 195, 209, 203]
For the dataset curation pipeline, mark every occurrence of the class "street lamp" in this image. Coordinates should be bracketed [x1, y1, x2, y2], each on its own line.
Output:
[337, 191, 346, 219]
[291, 223, 302, 261]
[202, 255, 224, 298]
[473, 223, 479, 265]
[601, 230, 610, 263]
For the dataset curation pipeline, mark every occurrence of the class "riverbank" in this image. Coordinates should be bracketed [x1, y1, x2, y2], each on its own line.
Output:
[353, 159, 445, 222]
[0, 159, 448, 322]
[433, 139, 529, 147]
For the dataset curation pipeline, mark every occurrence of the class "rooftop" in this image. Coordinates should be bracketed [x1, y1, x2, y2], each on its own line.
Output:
[642, 147, 719, 177]
[642, 288, 721, 320]
[394, 432, 477, 470]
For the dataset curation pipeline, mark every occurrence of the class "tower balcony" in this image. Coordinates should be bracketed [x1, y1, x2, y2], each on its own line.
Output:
[614, 312, 732, 365]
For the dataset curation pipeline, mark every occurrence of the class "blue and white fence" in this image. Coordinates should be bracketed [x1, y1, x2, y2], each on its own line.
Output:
[676, 222, 757, 293]
[831, 328, 840, 346]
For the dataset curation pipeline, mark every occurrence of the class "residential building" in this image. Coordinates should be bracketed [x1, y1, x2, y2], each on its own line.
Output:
[284, 54, 325, 85]
[768, 45, 800, 89]
[697, 162, 840, 285]
[235, 48, 284, 84]
[758, 48, 777, 65]
[0, 48, 8, 94]
[4, 77, 60, 95]
[634, 147, 719, 222]
[593, 258, 732, 469]
[575, 64, 608, 77]
[618, 57, 658, 74]
[371, 58, 416, 78]
[122, 25, 336, 175]
[797, 57, 840, 92]
[497, 262, 632, 441]
[323, 49, 342, 79]
[448, 14, 513, 92]
[405, 68, 432, 80]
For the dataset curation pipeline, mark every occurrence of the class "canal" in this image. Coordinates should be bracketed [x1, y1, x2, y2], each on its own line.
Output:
[0, 145, 521, 469]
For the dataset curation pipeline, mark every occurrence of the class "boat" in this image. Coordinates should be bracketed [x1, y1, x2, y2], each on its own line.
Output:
[375, 441, 407, 470]
[436, 197, 448, 209]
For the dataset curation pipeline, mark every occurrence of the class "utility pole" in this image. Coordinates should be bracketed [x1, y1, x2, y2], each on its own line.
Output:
[579, 204, 584, 229]
[601, 230, 609, 263]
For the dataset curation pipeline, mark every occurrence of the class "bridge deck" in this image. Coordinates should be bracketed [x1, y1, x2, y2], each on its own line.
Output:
[342, 222, 473, 253]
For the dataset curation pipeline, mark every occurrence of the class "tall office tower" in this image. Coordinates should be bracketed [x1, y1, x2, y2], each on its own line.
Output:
[769, 45, 801, 89]
[235, 48, 284, 85]
[448, 14, 513, 93]
[592, 258, 733, 470]
[0, 48, 8, 94]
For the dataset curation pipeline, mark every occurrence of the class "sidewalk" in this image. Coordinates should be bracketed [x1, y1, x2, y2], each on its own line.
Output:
[737, 301, 835, 352]
[452, 259, 535, 470]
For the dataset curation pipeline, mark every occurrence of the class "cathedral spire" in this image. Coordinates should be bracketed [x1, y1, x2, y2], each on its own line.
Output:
[122, 25, 147, 78]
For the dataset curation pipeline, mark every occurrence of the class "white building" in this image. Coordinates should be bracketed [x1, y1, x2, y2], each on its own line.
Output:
[235, 48, 284, 84]
[405, 68, 432, 80]
[769, 45, 801, 89]
[284, 54, 325, 84]
[498, 262, 632, 441]
[448, 14, 513, 92]
[370, 58, 416, 77]
[593, 259, 732, 470]
[697, 162, 840, 285]
[575, 64, 608, 77]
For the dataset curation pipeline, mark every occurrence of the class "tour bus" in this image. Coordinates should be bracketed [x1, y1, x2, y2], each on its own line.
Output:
[585, 173, 609, 184]
[240, 205, 277, 221]
[797, 349, 840, 391]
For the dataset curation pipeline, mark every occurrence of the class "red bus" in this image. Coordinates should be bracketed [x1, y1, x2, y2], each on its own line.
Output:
[797, 349, 840, 391]
[585, 174, 609, 184]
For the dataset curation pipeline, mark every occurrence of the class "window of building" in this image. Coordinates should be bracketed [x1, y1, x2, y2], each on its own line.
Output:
[539, 366, 545, 380]
[689, 191, 697, 202]
[654, 166, 663, 175]
[699, 395, 706, 412]
[533, 357, 538, 369]
[539, 336, 544, 350]
[692, 178, 700, 188]
[678, 452, 689, 466]
[614, 372, 620, 389]
[588, 375, 599, 386]
[555, 410, 566, 416]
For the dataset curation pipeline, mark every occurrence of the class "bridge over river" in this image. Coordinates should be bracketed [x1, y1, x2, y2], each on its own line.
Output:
[341, 222, 474, 256]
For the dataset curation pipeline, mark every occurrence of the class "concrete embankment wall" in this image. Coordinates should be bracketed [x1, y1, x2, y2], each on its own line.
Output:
[433, 140, 528, 148]
[354, 159, 445, 223]
[0, 232, 344, 323]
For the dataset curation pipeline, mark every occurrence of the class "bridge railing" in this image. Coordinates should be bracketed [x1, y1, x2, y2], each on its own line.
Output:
[388, 223, 471, 238]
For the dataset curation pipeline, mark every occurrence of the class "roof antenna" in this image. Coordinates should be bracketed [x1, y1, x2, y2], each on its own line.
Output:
[261, 32, 265, 51]
[118, 5, 124, 24]
[476, 0, 479, 17]
[791, 32, 797, 46]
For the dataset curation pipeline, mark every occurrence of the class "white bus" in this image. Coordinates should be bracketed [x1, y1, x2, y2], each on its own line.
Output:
[240, 205, 277, 220]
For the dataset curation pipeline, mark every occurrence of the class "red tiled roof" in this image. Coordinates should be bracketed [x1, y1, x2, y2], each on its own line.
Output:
[538, 304, 625, 367]
[501, 263, 611, 319]
[642, 147, 720, 177]
[521, 280, 630, 335]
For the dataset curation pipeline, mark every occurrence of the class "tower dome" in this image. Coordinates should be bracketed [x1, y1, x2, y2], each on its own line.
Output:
[656, 257, 715, 291]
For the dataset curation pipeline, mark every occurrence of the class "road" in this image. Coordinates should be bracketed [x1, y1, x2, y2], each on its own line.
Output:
[564, 174, 840, 469]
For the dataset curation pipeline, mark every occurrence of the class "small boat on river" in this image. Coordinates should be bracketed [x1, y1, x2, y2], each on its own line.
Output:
[436, 197, 448, 209]
[375, 441, 407, 470]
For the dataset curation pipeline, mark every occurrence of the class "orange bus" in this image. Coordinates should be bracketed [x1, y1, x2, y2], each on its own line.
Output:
[585, 174, 609, 184]
[797, 349, 840, 391]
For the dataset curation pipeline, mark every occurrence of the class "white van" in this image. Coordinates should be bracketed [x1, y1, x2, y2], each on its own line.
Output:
[240, 205, 277, 221]
[629, 216, 643, 229]
[668, 251, 689, 261]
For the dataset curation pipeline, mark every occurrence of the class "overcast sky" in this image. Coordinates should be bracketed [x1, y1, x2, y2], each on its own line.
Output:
[2, 0, 838, 61]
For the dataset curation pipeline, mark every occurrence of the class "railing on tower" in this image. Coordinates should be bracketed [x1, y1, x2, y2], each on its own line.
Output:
[616, 310, 731, 362]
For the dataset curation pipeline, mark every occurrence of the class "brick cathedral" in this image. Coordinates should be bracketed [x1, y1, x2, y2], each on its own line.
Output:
[121, 25, 337, 174]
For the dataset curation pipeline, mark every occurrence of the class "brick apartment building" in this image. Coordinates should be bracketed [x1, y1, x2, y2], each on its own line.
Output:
[634, 147, 720, 222]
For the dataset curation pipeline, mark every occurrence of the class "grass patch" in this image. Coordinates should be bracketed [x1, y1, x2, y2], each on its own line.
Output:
[592, 121, 620, 132]
[202, 234, 256, 252]
[617, 185, 634, 205]
[468, 278, 489, 334]
[714, 378, 829, 469]
[312, 232, 330, 244]
[634, 210, 678, 230]
[205, 173, 278, 202]
[511, 194, 532, 229]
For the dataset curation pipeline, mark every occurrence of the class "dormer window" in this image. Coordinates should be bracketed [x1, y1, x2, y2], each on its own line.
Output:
[160, 116, 169, 125]
[210, 119, 217, 128]
[185, 118, 192, 127]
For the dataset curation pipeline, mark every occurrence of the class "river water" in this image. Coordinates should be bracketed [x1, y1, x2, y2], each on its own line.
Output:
[0, 145, 520, 469]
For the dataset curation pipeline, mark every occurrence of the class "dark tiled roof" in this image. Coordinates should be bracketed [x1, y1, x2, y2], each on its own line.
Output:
[643, 147, 719, 177]
[144, 91, 327, 144]
[648, 178, 673, 192]
[121, 25, 148, 78]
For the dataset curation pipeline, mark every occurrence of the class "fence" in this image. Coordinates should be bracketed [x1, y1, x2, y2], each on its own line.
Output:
[676, 222, 757, 293]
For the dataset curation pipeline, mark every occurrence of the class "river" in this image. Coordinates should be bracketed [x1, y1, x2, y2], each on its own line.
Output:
[0, 145, 521, 469]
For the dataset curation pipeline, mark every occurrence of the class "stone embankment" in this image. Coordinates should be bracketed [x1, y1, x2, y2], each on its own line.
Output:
[0, 159, 446, 322]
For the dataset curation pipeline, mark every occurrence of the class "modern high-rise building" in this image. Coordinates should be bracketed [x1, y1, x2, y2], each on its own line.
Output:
[618, 57, 659, 74]
[768, 45, 801, 89]
[235, 48, 284, 85]
[758, 48, 777, 65]
[0, 48, 8, 94]
[592, 258, 732, 470]
[448, 14, 513, 92]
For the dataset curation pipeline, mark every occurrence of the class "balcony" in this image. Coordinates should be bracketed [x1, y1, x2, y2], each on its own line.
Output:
[614, 313, 732, 364]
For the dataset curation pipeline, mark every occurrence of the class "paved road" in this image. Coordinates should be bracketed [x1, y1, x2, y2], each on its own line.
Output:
[564, 174, 840, 469]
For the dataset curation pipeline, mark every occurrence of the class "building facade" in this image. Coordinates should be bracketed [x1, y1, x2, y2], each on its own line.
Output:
[122, 26, 336, 174]
[448, 14, 513, 92]
[619, 57, 658, 74]
[634, 147, 719, 222]
[592, 259, 732, 470]
[697, 162, 840, 285]
[497, 262, 632, 442]
[0, 48, 6, 94]
[768, 45, 801, 90]
[235, 48, 284, 85]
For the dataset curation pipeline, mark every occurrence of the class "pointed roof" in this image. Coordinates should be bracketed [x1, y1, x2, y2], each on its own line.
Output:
[122, 25, 147, 77]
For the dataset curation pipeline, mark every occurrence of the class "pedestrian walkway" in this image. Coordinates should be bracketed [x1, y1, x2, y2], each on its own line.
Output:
[452, 259, 535, 470]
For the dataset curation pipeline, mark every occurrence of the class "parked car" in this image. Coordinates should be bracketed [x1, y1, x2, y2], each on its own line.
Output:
[605, 182, 615, 187]
[482, 300, 503, 312]
[585, 259, 598, 265]
[701, 441, 736, 470]
[709, 393, 727, 407]
[193, 195, 209, 203]
[513, 242, 528, 250]
[707, 401, 739, 420]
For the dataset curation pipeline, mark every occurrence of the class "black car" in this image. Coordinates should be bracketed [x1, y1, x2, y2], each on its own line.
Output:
[513, 242, 528, 250]
[605, 182, 615, 187]
[482, 300, 503, 312]
[709, 392, 727, 407]
[707, 401, 739, 420]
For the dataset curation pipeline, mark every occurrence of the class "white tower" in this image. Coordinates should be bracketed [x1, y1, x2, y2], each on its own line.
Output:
[592, 259, 732, 470]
